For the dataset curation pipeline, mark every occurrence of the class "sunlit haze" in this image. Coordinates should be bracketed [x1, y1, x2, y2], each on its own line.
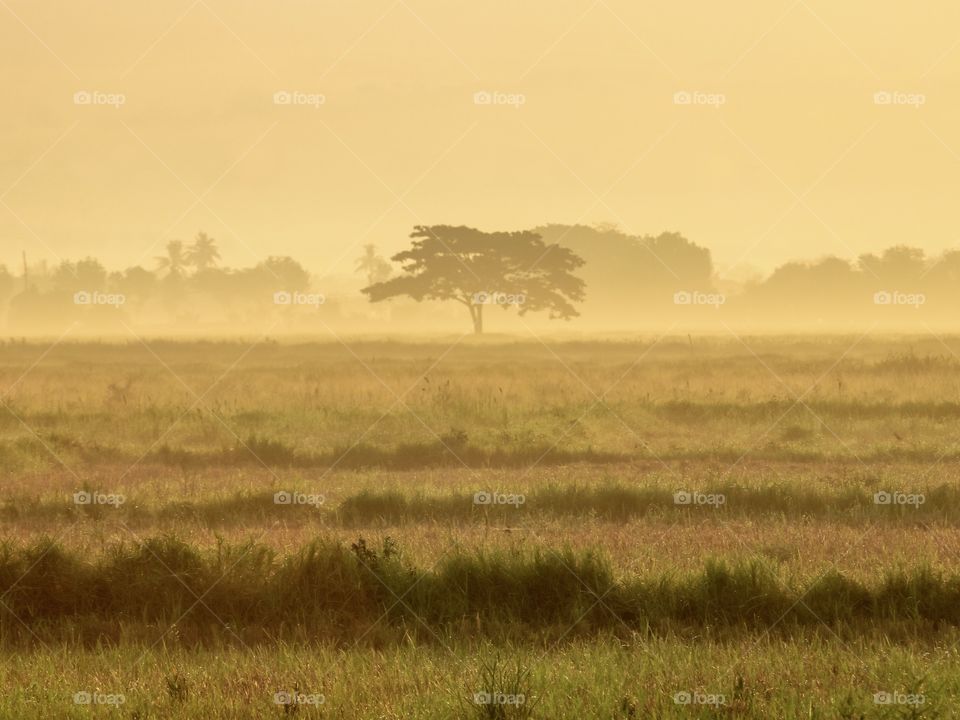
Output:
[3, 1, 959, 279]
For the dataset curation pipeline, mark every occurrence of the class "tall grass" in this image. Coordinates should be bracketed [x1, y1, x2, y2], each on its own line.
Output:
[2, 536, 960, 645]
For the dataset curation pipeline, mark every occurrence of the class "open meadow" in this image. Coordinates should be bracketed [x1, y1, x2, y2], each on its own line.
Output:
[0, 334, 959, 718]
[5, 0, 959, 715]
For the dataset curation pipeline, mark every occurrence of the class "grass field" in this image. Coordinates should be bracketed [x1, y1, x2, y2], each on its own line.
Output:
[2, 334, 960, 718]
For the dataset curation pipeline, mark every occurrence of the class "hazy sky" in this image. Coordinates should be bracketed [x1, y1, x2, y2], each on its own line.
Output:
[2, 0, 959, 279]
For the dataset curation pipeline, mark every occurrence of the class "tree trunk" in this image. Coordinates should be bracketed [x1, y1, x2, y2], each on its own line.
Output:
[470, 303, 484, 334]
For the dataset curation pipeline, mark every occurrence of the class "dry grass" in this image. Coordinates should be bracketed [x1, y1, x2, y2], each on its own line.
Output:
[2, 336, 960, 717]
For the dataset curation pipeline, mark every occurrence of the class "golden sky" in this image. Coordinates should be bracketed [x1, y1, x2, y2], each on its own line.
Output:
[2, 0, 959, 279]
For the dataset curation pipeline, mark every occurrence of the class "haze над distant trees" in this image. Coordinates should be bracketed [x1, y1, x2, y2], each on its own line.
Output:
[3, 225, 960, 334]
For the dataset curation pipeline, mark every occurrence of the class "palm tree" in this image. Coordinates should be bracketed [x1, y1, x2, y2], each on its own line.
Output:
[355, 244, 392, 285]
[185, 232, 220, 272]
[155, 240, 188, 279]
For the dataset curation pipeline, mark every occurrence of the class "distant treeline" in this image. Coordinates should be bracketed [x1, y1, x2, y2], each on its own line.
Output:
[536, 224, 958, 330]
[0, 233, 348, 333]
[0, 226, 956, 333]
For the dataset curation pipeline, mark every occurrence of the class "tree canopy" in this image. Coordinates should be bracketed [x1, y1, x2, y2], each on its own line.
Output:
[361, 225, 586, 333]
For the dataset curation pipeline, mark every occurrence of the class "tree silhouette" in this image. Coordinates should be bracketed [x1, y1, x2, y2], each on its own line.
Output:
[362, 225, 585, 334]
[859, 246, 927, 287]
[354, 244, 392, 286]
[739, 256, 865, 327]
[185, 232, 221, 271]
[52, 258, 108, 294]
[155, 240, 188, 279]
[112, 266, 157, 307]
[259, 256, 311, 292]
[531, 224, 715, 327]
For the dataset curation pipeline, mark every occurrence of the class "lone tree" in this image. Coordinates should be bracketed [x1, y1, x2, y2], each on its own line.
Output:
[361, 225, 586, 333]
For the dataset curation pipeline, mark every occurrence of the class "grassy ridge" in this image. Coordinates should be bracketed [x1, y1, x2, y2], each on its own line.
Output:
[2, 536, 960, 645]
[3, 483, 955, 526]
[0, 436, 627, 472]
[335, 484, 949, 524]
[5, 434, 960, 472]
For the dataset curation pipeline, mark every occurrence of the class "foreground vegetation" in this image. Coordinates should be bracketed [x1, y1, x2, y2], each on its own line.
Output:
[1, 337, 959, 717]
[3, 635, 957, 719]
[4, 535, 960, 647]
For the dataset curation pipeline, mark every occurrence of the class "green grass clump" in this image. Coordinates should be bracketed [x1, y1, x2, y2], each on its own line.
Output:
[1, 537, 960, 646]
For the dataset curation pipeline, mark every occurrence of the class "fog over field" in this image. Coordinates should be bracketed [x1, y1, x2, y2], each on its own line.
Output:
[3, 2, 960, 719]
